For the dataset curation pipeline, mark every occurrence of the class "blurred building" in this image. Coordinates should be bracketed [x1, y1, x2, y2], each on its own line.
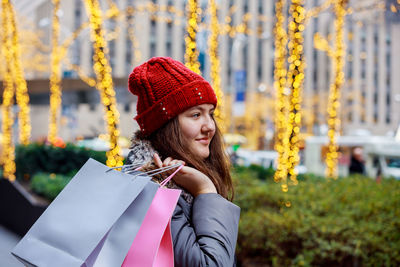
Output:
[5, 0, 400, 141]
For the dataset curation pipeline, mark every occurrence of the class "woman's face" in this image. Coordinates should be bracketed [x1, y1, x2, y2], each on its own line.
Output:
[178, 104, 216, 159]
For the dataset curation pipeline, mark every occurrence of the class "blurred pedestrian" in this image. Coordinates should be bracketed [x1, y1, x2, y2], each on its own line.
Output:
[373, 157, 382, 184]
[124, 57, 240, 266]
[349, 147, 365, 175]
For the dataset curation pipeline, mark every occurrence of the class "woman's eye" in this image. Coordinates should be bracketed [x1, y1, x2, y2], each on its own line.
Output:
[210, 112, 215, 118]
[192, 113, 200, 118]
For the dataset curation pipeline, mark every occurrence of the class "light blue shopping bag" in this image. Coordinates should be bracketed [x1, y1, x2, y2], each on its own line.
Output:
[12, 158, 158, 267]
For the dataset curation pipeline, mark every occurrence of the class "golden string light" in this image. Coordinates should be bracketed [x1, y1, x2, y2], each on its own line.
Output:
[104, 25, 121, 42]
[48, 0, 62, 145]
[273, 0, 290, 191]
[60, 22, 90, 54]
[64, 57, 96, 87]
[347, 1, 386, 15]
[1, 0, 16, 181]
[84, 0, 123, 167]
[311, 0, 383, 177]
[314, 32, 334, 56]
[8, 1, 31, 145]
[208, 0, 225, 132]
[286, 0, 306, 184]
[305, 0, 334, 24]
[126, 6, 141, 66]
[105, 0, 120, 19]
[325, 0, 347, 178]
[184, 0, 201, 74]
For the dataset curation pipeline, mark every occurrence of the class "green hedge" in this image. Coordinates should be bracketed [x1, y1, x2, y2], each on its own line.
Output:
[30, 173, 74, 201]
[7, 147, 400, 266]
[15, 143, 107, 180]
[233, 169, 400, 266]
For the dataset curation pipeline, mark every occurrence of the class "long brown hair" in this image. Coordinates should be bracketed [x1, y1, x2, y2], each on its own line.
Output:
[136, 117, 234, 200]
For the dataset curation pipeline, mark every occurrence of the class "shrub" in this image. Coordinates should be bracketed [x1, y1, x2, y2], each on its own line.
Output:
[15, 143, 107, 181]
[30, 173, 72, 201]
[233, 169, 400, 266]
[233, 164, 275, 181]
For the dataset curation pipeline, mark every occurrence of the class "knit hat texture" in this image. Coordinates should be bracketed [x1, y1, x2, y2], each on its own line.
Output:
[128, 57, 217, 136]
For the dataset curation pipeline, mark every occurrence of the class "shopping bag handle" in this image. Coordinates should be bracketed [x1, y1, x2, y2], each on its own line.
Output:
[131, 164, 184, 187]
[107, 162, 144, 172]
[110, 163, 184, 187]
[159, 164, 184, 187]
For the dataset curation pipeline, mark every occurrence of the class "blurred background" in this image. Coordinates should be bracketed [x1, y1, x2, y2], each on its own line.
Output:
[0, 0, 399, 266]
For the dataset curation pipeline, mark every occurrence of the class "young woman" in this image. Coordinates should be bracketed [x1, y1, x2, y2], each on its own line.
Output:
[124, 57, 240, 266]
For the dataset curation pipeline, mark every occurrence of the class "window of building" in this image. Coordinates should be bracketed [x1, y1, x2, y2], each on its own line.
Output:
[150, 19, 157, 57]
[73, 0, 82, 67]
[227, 36, 233, 88]
[150, 41, 156, 58]
[373, 92, 378, 123]
[258, 0, 263, 15]
[347, 98, 353, 122]
[126, 37, 132, 68]
[166, 21, 173, 56]
[373, 24, 379, 123]
[109, 39, 115, 71]
[386, 93, 391, 123]
[361, 90, 366, 123]
[74, 0, 82, 30]
[257, 39, 262, 81]
[386, 32, 391, 124]
[124, 103, 131, 113]
[361, 58, 366, 80]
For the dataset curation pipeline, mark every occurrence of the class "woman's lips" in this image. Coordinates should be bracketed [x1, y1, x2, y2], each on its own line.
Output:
[196, 138, 209, 145]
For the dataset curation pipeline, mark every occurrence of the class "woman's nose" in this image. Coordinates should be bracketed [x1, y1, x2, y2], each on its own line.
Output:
[202, 115, 215, 132]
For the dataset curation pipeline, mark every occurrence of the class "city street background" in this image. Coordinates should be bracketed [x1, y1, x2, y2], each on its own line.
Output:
[1, 0, 399, 266]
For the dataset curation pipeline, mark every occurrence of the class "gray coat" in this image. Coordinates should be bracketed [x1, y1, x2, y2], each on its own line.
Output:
[172, 193, 240, 267]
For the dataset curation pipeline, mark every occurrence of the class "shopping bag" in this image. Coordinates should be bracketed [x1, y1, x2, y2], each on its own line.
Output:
[122, 166, 183, 267]
[11, 158, 159, 267]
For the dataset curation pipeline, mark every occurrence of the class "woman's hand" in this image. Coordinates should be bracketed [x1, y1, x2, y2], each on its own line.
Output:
[153, 153, 217, 197]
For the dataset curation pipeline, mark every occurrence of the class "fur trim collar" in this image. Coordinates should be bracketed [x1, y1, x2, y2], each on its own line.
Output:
[125, 139, 155, 166]
[123, 138, 194, 204]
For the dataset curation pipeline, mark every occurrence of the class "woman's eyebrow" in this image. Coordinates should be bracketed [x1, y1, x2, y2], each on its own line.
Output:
[196, 107, 215, 112]
[188, 107, 201, 112]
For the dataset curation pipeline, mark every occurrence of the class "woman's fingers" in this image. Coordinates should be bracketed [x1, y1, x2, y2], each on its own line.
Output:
[153, 154, 185, 175]
[163, 157, 173, 167]
[170, 159, 185, 166]
[153, 153, 163, 168]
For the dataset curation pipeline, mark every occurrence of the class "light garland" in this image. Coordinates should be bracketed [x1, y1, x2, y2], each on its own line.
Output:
[273, 0, 290, 192]
[48, 0, 62, 145]
[313, 0, 347, 178]
[64, 57, 96, 87]
[305, 0, 335, 24]
[60, 21, 90, 54]
[311, 0, 379, 177]
[105, 0, 120, 19]
[208, 0, 225, 132]
[325, 0, 347, 178]
[84, 0, 123, 167]
[286, 0, 306, 184]
[1, 0, 16, 181]
[126, 6, 141, 66]
[8, 2, 31, 145]
[184, 0, 201, 74]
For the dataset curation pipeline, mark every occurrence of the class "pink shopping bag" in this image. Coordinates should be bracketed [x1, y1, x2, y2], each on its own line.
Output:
[122, 166, 183, 267]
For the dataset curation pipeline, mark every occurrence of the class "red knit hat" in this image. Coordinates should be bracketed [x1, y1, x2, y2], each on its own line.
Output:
[128, 57, 218, 136]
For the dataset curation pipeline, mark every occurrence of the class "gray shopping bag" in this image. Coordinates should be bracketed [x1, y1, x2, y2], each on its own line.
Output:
[11, 158, 159, 267]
